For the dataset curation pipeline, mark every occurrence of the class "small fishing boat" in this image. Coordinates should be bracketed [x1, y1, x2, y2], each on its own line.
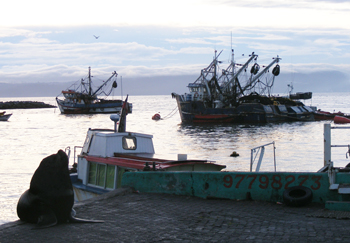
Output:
[56, 67, 132, 114]
[289, 92, 312, 100]
[287, 84, 312, 100]
[0, 111, 12, 121]
[313, 110, 350, 121]
[69, 96, 225, 201]
[334, 115, 350, 124]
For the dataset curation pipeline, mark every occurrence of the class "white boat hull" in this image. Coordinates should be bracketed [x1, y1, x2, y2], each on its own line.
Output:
[56, 98, 131, 114]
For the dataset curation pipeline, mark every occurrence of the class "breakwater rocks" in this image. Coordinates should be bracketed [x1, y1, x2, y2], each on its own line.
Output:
[0, 101, 56, 109]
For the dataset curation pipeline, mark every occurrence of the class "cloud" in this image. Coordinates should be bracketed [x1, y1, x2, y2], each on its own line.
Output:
[0, 23, 349, 95]
[2, 0, 350, 30]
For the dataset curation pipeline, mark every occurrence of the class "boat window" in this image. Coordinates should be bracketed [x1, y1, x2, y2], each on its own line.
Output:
[88, 162, 97, 184]
[106, 165, 115, 189]
[96, 164, 106, 187]
[122, 136, 137, 150]
[88, 162, 116, 190]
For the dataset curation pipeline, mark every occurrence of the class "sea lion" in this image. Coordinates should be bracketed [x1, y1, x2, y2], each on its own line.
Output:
[17, 149, 103, 228]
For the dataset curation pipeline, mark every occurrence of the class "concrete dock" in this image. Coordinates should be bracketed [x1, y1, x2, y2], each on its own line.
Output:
[1, 188, 350, 243]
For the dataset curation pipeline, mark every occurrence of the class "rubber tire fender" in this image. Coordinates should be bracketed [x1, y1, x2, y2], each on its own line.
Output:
[283, 186, 313, 207]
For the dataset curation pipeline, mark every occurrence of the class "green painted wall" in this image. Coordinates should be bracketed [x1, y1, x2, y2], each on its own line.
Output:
[122, 171, 346, 203]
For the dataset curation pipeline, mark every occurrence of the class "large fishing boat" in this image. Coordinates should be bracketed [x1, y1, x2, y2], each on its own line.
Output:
[69, 96, 225, 201]
[172, 50, 315, 123]
[56, 67, 132, 114]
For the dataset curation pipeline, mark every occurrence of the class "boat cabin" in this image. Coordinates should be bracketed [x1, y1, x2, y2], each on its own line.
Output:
[75, 129, 155, 190]
[186, 83, 207, 101]
[71, 110, 225, 201]
[81, 129, 155, 157]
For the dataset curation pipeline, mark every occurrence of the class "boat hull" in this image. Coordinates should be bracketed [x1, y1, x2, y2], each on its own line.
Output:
[56, 98, 131, 114]
[71, 154, 225, 201]
[289, 92, 312, 100]
[173, 95, 314, 123]
[0, 114, 12, 121]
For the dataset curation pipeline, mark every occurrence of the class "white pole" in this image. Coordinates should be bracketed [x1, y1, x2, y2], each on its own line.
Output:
[324, 123, 331, 166]
[273, 141, 276, 172]
[250, 150, 253, 172]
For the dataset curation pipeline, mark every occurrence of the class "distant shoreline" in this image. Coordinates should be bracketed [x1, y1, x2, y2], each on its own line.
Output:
[0, 101, 56, 109]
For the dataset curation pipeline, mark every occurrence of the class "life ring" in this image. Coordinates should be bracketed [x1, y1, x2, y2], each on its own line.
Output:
[283, 186, 313, 207]
[194, 92, 199, 99]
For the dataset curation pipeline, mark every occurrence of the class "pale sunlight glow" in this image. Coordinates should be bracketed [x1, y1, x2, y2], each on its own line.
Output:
[4, 0, 350, 29]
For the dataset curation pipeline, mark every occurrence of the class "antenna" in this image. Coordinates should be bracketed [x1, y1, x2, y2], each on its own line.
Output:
[231, 32, 232, 53]
[121, 76, 123, 100]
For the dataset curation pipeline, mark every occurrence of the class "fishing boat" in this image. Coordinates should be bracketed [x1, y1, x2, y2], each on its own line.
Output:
[69, 96, 225, 201]
[0, 111, 12, 121]
[56, 67, 132, 114]
[171, 50, 315, 123]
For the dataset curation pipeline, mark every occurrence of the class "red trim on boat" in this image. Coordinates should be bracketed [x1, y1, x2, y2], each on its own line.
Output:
[334, 115, 350, 124]
[83, 155, 225, 170]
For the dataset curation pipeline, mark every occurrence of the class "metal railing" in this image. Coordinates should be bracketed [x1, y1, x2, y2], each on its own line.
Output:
[250, 141, 276, 172]
[324, 123, 350, 167]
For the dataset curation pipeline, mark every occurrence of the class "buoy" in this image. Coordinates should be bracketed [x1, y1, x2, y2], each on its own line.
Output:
[152, 113, 161, 120]
[230, 151, 239, 157]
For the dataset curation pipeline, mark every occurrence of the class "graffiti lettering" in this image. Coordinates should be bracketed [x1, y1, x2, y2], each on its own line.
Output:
[222, 174, 322, 190]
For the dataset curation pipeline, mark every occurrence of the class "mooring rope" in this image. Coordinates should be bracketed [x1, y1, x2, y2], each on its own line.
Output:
[160, 106, 178, 120]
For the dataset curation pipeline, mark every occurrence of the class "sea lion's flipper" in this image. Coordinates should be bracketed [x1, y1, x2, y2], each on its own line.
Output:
[71, 208, 76, 217]
[69, 214, 104, 224]
[34, 208, 58, 229]
[69, 208, 103, 223]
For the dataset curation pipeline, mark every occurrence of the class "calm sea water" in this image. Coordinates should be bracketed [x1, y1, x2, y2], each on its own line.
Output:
[1, 93, 350, 225]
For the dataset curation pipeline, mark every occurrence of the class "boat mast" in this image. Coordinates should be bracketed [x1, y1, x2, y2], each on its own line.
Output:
[222, 52, 258, 92]
[241, 55, 281, 94]
[197, 50, 223, 99]
[92, 71, 118, 97]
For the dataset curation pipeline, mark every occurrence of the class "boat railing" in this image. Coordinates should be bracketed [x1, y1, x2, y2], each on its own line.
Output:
[323, 123, 350, 189]
[65, 146, 71, 159]
[250, 141, 276, 172]
[73, 146, 83, 165]
[323, 123, 350, 167]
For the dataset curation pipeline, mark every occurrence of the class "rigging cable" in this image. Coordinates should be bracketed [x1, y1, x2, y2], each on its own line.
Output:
[158, 106, 179, 120]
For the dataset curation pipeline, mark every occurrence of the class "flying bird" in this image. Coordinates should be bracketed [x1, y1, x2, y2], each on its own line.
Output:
[93, 35, 100, 39]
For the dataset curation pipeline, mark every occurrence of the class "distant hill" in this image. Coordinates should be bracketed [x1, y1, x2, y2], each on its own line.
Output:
[0, 75, 197, 98]
[0, 72, 349, 98]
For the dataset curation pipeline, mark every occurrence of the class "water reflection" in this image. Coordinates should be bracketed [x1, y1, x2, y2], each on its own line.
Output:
[2, 94, 350, 225]
[176, 121, 324, 173]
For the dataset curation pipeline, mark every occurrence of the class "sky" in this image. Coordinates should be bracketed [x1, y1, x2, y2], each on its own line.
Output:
[1, 0, 350, 95]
